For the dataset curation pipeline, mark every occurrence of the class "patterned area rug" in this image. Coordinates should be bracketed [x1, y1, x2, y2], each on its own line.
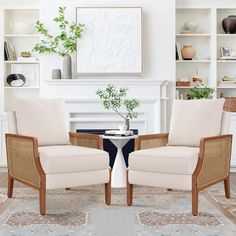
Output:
[0, 184, 235, 236]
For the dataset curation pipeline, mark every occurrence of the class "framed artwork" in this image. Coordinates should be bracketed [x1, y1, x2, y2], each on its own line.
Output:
[221, 47, 231, 57]
[76, 7, 142, 75]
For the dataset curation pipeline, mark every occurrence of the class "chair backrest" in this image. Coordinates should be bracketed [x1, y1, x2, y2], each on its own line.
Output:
[8, 98, 70, 146]
[168, 99, 227, 147]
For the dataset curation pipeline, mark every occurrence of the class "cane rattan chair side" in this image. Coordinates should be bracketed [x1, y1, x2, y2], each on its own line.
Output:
[69, 132, 103, 149]
[135, 133, 169, 150]
[5, 133, 46, 214]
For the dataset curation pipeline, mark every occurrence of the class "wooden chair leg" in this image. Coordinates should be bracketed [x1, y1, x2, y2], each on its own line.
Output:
[7, 176, 14, 198]
[192, 186, 199, 216]
[105, 170, 111, 205]
[127, 170, 133, 206]
[39, 186, 46, 215]
[224, 176, 230, 199]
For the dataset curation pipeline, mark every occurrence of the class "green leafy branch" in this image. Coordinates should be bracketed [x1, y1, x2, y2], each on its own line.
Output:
[33, 7, 85, 57]
[96, 84, 140, 120]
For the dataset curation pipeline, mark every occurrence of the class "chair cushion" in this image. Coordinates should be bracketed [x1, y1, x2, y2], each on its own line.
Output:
[15, 98, 70, 146]
[168, 99, 225, 147]
[129, 146, 199, 175]
[39, 145, 109, 174]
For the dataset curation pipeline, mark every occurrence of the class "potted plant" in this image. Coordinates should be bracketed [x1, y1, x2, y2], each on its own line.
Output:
[33, 7, 84, 79]
[96, 84, 140, 130]
[186, 86, 215, 100]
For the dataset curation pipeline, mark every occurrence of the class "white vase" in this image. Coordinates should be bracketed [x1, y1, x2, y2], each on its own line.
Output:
[62, 55, 72, 79]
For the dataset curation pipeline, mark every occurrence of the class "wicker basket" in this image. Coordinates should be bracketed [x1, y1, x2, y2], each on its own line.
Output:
[223, 97, 236, 112]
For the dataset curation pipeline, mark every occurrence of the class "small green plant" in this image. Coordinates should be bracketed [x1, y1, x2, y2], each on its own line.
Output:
[33, 7, 84, 57]
[96, 85, 140, 121]
[187, 86, 215, 100]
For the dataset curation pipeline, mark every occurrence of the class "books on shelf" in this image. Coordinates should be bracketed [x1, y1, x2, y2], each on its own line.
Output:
[4, 42, 16, 61]
[105, 130, 134, 137]
[176, 42, 182, 60]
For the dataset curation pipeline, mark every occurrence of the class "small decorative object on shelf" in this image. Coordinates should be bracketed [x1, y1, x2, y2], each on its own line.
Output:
[20, 51, 31, 57]
[187, 86, 214, 100]
[96, 84, 140, 130]
[220, 47, 236, 60]
[52, 69, 61, 80]
[6, 74, 26, 87]
[192, 68, 205, 85]
[176, 81, 191, 87]
[182, 21, 199, 33]
[218, 76, 236, 86]
[181, 45, 196, 60]
[33, 7, 85, 79]
[222, 15, 236, 34]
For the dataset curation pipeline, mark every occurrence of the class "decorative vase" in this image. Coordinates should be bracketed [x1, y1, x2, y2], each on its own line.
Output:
[222, 15, 236, 34]
[52, 69, 61, 79]
[63, 55, 72, 79]
[125, 119, 130, 130]
[6, 74, 26, 87]
[183, 21, 199, 32]
[181, 45, 196, 60]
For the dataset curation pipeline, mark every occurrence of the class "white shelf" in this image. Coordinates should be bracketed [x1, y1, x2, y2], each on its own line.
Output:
[217, 85, 236, 89]
[4, 34, 39, 38]
[217, 60, 236, 63]
[176, 34, 211, 37]
[4, 61, 39, 64]
[176, 60, 211, 63]
[4, 86, 40, 89]
[217, 34, 236, 37]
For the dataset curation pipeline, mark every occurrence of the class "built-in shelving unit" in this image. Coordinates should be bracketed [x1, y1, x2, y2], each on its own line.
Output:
[176, 6, 236, 99]
[1, 8, 40, 112]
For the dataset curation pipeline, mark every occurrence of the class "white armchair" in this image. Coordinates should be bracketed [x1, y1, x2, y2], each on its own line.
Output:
[127, 99, 232, 216]
[6, 98, 111, 215]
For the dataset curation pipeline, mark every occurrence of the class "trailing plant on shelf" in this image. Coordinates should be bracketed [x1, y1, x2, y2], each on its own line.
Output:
[33, 7, 85, 79]
[96, 84, 140, 130]
[187, 86, 215, 100]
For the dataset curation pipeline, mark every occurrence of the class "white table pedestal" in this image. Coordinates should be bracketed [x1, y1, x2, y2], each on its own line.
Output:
[110, 139, 130, 188]
[102, 136, 136, 188]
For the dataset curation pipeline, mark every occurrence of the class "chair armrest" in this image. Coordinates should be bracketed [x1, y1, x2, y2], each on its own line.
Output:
[135, 133, 169, 150]
[69, 132, 103, 150]
[5, 134, 45, 189]
[193, 134, 232, 189]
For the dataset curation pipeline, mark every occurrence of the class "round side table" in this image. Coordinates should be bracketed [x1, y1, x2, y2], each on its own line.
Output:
[102, 135, 137, 188]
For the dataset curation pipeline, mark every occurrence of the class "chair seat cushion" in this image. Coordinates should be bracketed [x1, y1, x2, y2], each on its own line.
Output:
[39, 145, 109, 174]
[129, 146, 199, 175]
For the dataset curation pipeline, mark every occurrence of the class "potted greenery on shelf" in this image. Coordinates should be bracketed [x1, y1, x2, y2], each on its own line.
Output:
[96, 84, 140, 130]
[186, 86, 215, 100]
[33, 7, 84, 79]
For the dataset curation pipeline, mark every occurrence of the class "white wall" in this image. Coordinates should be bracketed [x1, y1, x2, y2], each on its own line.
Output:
[39, 0, 175, 83]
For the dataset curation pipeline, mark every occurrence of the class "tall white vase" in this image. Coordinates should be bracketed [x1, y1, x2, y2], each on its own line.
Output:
[63, 55, 72, 79]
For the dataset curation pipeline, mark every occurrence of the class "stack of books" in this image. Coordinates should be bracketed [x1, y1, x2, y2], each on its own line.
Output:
[105, 130, 134, 137]
[4, 42, 16, 61]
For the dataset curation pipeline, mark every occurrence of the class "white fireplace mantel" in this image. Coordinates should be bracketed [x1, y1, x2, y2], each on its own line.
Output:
[45, 79, 170, 134]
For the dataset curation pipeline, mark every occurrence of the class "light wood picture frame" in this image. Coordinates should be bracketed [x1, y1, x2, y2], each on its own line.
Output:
[76, 7, 143, 75]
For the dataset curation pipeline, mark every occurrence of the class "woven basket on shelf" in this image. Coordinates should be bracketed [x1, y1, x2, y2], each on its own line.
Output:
[223, 97, 236, 112]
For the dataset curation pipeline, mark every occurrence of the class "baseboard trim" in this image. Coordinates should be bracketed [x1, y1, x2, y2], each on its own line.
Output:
[0, 167, 7, 172]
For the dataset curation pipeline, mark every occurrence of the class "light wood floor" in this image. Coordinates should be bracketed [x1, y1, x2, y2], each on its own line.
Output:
[0, 170, 236, 190]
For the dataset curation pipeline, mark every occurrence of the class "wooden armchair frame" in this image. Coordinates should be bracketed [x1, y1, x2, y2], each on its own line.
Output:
[127, 133, 232, 216]
[6, 132, 111, 215]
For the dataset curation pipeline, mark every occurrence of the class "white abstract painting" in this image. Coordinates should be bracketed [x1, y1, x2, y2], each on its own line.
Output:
[76, 7, 142, 74]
